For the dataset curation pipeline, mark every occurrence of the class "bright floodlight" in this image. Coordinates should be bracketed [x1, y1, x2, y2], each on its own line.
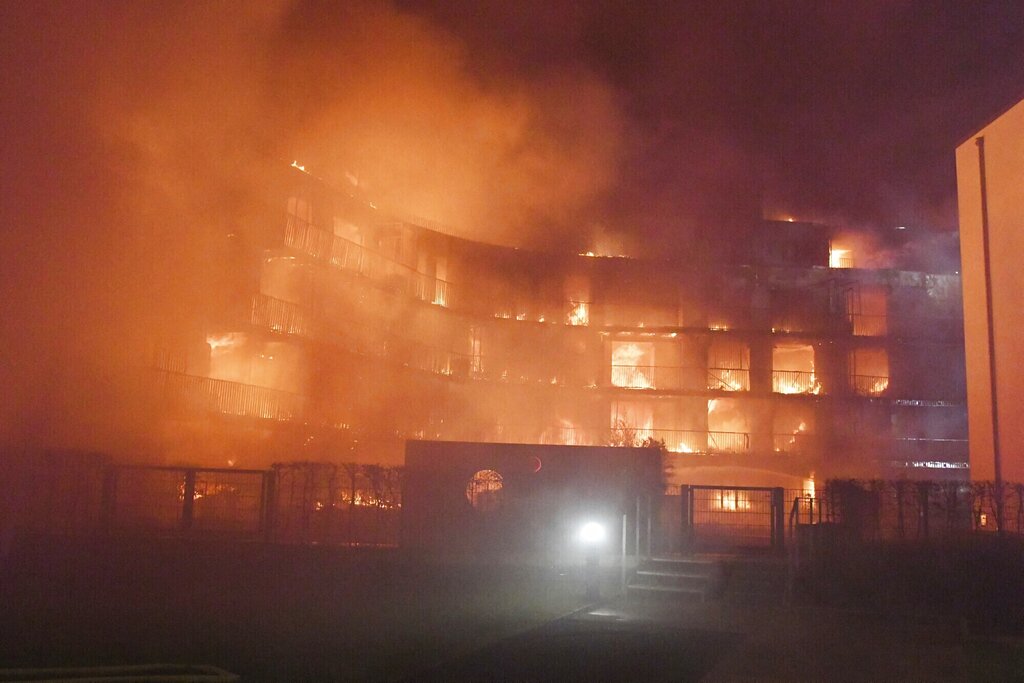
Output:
[578, 521, 607, 546]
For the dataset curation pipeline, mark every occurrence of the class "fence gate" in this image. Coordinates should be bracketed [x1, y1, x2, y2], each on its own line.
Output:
[680, 485, 785, 554]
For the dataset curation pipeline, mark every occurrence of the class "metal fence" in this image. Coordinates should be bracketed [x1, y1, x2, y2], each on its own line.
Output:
[0, 455, 401, 547]
[268, 462, 401, 546]
[806, 479, 1024, 539]
[674, 485, 786, 553]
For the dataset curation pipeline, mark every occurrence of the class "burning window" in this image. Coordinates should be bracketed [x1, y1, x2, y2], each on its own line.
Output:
[847, 286, 888, 336]
[707, 399, 749, 452]
[829, 243, 853, 268]
[567, 301, 589, 326]
[611, 342, 654, 389]
[207, 332, 249, 383]
[564, 275, 590, 326]
[773, 409, 814, 453]
[710, 489, 752, 511]
[850, 347, 889, 396]
[469, 327, 483, 376]
[707, 340, 749, 391]
[433, 256, 449, 307]
[610, 401, 654, 444]
[772, 343, 820, 394]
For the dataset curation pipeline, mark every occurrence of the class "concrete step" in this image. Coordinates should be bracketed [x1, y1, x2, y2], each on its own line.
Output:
[635, 569, 711, 580]
[626, 582, 706, 599]
[629, 555, 724, 601]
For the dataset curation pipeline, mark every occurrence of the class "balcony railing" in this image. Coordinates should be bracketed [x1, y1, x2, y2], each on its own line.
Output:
[250, 294, 313, 337]
[553, 427, 750, 454]
[285, 215, 453, 307]
[707, 367, 750, 392]
[610, 365, 655, 389]
[851, 374, 890, 396]
[158, 371, 306, 421]
[772, 370, 821, 395]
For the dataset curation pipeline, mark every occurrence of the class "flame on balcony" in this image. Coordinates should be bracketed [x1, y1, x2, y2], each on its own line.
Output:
[829, 246, 853, 268]
[775, 421, 808, 452]
[774, 372, 822, 395]
[611, 342, 653, 389]
[207, 333, 244, 351]
[772, 343, 820, 394]
[866, 376, 889, 395]
[707, 399, 748, 452]
[711, 369, 746, 392]
[432, 285, 448, 307]
[567, 301, 589, 326]
[851, 347, 889, 396]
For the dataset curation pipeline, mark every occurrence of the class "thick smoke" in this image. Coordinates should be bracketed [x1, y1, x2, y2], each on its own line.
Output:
[90, 1, 627, 249]
[0, 1, 626, 457]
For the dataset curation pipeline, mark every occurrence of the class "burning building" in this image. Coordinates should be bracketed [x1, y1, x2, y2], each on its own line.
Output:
[149, 162, 968, 491]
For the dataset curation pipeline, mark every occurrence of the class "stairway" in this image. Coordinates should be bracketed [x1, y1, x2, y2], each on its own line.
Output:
[626, 556, 721, 601]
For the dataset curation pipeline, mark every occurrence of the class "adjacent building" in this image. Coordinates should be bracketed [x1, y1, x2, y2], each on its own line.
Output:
[956, 95, 1024, 484]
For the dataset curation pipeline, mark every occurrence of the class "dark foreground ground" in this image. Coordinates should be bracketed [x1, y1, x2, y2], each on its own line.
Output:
[2, 537, 1023, 681]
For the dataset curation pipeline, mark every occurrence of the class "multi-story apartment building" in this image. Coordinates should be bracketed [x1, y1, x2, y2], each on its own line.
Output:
[152, 162, 968, 492]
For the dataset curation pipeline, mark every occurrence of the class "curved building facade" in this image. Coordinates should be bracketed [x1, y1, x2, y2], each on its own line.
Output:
[152, 163, 968, 491]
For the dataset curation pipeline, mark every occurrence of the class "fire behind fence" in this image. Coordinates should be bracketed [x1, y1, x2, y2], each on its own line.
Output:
[5, 452, 1024, 550]
[0, 453, 402, 547]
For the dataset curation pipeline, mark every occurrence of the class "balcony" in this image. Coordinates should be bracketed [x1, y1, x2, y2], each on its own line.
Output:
[610, 364, 655, 389]
[772, 370, 821, 395]
[158, 371, 306, 421]
[285, 215, 453, 307]
[250, 294, 314, 337]
[707, 367, 750, 392]
[553, 427, 750, 454]
[851, 374, 889, 397]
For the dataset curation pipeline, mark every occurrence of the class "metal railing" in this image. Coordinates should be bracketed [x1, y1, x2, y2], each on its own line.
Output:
[553, 427, 750, 453]
[707, 367, 750, 391]
[250, 294, 314, 337]
[285, 214, 454, 307]
[610, 365, 655, 389]
[158, 371, 306, 421]
[772, 369, 820, 394]
[851, 374, 890, 396]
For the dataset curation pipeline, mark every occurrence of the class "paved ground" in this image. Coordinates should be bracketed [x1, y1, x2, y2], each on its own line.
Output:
[411, 609, 737, 682]
[412, 592, 1024, 682]
[3, 538, 1024, 681]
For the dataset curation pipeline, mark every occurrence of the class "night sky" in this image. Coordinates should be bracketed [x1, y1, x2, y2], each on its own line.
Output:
[399, 1, 1024, 240]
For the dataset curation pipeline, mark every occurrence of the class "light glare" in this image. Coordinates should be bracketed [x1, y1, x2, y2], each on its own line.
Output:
[578, 521, 607, 545]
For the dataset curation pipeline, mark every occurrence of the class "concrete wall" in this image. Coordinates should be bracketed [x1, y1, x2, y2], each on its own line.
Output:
[956, 97, 1024, 482]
